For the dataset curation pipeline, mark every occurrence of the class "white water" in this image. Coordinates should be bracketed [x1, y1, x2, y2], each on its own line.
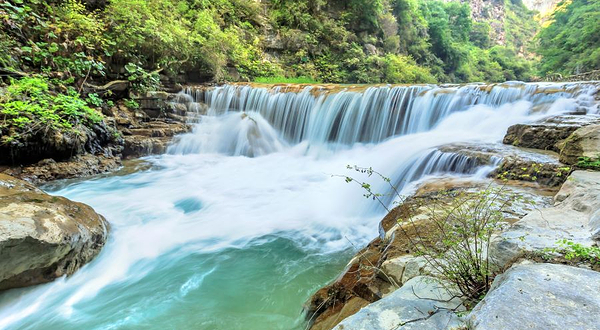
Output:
[0, 82, 597, 330]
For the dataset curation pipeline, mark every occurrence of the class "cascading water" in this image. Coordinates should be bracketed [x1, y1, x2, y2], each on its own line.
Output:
[0, 82, 597, 330]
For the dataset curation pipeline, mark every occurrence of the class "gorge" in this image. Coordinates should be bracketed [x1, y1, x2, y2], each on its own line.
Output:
[1, 81, 598, 329]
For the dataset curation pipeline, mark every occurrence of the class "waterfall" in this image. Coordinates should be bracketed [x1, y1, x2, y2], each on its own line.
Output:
[1, 81, 598, 330]
[174, 81, 599, 149]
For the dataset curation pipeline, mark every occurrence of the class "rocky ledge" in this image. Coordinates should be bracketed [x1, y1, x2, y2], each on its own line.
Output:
[0, 174, 109, 290]
[307, 113, 600, 330]
[1, 90, 197, 184]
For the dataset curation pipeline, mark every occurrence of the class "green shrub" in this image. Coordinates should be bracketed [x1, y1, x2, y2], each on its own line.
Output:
[342, 166, 520, 303]
[0, 77, 103, 144]
[577, 156, 600, 171]
[254, 76, 320, 84]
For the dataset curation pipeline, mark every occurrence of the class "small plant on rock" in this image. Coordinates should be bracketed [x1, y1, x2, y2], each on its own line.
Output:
[342, 165, 518, 305]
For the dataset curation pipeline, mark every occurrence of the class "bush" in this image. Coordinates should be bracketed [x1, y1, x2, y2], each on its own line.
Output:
[0, 77, 103, 145]
[343, 166, 520, 304]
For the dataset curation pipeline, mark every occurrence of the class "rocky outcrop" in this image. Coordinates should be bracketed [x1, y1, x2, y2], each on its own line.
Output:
[1, 154, 121, 185]
[0, 174, 109, 290]
[306, 178, 552, 330]
[559, 124, 600, 165]
[437, 142, 571, 187]
[492, 170, 600, 267]
[332, 276, 464, 330]
[503, 115, 600, 152]
[1, 92, 196, 183]
[121, 121, 190, 158]
[0, 120, 120, 166]
[468, 262, 600, 329]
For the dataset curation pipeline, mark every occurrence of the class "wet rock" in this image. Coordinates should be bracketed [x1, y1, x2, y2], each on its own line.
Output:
[438, 142, 571, 187]
[333, 276, 464, 330]
[492, 171, 600, 267]
[2, 154, 121, 185]
[559, 124, 600, 165]
[503, 115, 600, 152]
[468, 263, 600, 330]
[122, 121, 190, 158]
[0, 174, 109, 290]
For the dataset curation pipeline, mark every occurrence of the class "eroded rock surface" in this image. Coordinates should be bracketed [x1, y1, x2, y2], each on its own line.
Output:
[492, 170, 600, 267]
[306, 178, 552, 330]
[468, 263, 600, 330]
[503, 115, 600, 152]
[333, 276, 464, 330]
[2, 154, 121, 184]
[559, 124, 600, 165]
[0, 174, 109, 290]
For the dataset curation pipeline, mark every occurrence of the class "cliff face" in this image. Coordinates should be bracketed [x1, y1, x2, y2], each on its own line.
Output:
[443, 0, 540, 51]
[522, 0, 561, 16]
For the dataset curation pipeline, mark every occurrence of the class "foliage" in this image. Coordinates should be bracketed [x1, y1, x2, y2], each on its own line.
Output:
[382, 54, 437, 84]
[0, 77, 103, 145]
[537, 0, 600, 75]
[254, 76, 320, 84]
[545, 240, 600, 265]
[123, 99, 140, 110]
[342, 165, 518, 303]
[577, 156, 600, 171]
[0, 0, 583, 84]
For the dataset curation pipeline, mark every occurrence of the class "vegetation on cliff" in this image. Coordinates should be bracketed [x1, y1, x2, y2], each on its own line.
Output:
[1, 0, 583, 86]
[537, 0, 600, 76]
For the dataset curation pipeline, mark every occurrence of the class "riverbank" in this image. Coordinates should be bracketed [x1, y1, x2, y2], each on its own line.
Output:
[1, 91, 194, 184]
[305, 110, 600, 329]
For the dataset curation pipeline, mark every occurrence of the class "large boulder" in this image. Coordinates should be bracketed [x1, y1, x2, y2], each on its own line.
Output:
[0, 174, 109, 290]
[503, 115, 600, 152]
[468, 263, 600, 329]
[332, 276, 464, 330]
[559, 124, 600, 165]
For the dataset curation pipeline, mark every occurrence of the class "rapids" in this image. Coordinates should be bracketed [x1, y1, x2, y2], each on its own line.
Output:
[0, 82, 597, 330]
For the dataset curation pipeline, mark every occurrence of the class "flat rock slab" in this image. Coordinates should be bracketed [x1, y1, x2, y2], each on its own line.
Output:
[333, 276, 464, 330]
[493, 170, 600, 266]
[468, 263, 600, 330]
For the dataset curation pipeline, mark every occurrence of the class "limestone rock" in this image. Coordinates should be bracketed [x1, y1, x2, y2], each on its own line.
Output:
[468, 263, 600, 330]
[381, 255, 431, 287]
[492, 170, 600, 267]
[2, 154, 122, 184]
[503, 115, 600, 152]
[333, 276, 464, 330]
[559, 124, 600, 165]
[0, 174, 109, 290]
[438, 142, 570, 187]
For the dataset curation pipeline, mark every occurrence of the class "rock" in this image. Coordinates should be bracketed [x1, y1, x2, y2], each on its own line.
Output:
[145, 91, 169, 100]
[307, 177, 552, 330]
[438, 142, 571, 187]
[468, 263, 600, 330]
[381, 255, 431, 287]
[559, 124, 600, 165]
[2, 154, 122, 184]
[333, 276, 464, 330]
[364, 44, 378, 56]
[0, 120, 117, 166]
[0, 174, 109, 290]
[503, 115, 600, 152]
[492, 171, 600, 267]
[123, 135, 169, 158]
